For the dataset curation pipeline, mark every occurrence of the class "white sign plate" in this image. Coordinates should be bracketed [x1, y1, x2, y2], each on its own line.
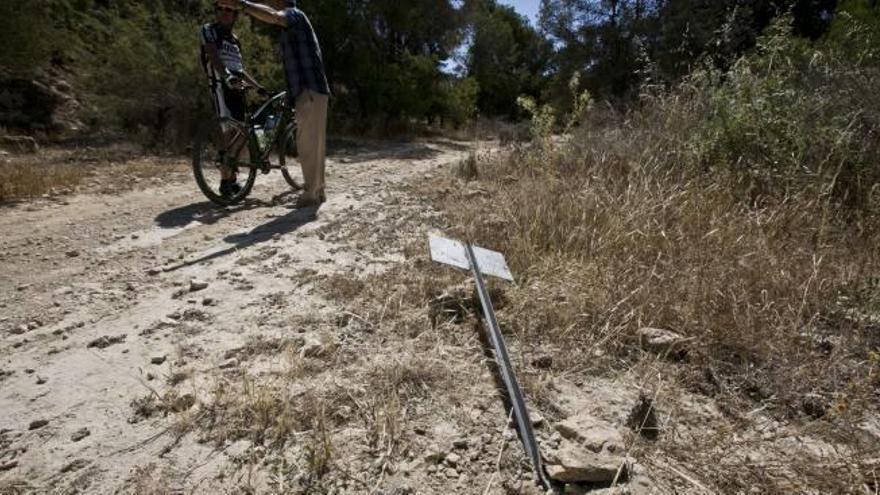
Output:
[429, 235, 514, 282]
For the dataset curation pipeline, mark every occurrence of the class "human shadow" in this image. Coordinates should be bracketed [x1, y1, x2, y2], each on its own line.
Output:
[162, 203, 318, 272]
[155, 200, 258, 229]
[154, 190, 299, 229]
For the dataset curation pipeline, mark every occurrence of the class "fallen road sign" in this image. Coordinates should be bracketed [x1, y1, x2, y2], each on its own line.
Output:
[429, 235, 555, 491]
[429, 235, 514, 282]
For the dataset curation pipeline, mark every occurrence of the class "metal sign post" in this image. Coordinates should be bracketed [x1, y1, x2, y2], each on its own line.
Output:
[430, 235, 555, 491]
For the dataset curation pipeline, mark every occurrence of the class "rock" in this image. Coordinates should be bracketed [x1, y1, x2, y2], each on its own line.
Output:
[445, 468, 459, 479]
[424, 447, 447, 464]
[299, 336, 332, 358]
[10, 325, 27, 335]
[464, 187, 487, 199]
[532, 355, 553, 369]
[452, 438, 468, 449]
[627, 394, 660, 440]
[202, 297, 217, 306]
[547, 413, 629, 483]
[55, 79, 72, 92]
[532, 413, 545, 427]
[0, 460, 18, 471]
[71, 427, 90, 442]
[87, 334, 126, 349]
[36, 376, 47, 385]
[545, 443, 627, 483]
[53, 286, 74, 296]
[60, 459, 90, 473]
[801, 393, 828, 419]
[65, 250, 80, 258]
[555, 413, 624, 454]
[150, 355, 167, 365]
[219, 358, 239, 370]
[509, 411, 546, 428]
[189, 279, 209, 292]
[145, 267, 161, 276]
[636, 327, 689, 357]
[445, 452, 461, 467]
[171, 393, 196, 412]
[0, 135, 39, 154]
[29, 419, 49, 430]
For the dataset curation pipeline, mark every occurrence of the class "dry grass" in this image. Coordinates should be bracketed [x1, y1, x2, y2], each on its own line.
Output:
[0, 144, 188, 203]
[412, 90, 880, 490]
[0, 159, 85, 202]
[188, 341, 455, 488]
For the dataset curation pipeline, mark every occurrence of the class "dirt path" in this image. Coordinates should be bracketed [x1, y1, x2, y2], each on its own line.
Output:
[0, 139, 477, 493]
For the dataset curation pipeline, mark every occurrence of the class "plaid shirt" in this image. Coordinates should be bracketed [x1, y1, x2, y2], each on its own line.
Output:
[280, 8, 330, 99]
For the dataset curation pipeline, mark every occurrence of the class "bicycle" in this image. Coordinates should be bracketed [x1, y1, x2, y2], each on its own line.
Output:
[192, 86, 302, 206]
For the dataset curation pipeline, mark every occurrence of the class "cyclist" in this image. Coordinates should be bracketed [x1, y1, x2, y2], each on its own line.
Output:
[219, 0, 330, 209]
[200, 1, 268, 198]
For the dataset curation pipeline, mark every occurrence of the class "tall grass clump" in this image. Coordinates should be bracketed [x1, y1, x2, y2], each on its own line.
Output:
[444, 9, 880, 488]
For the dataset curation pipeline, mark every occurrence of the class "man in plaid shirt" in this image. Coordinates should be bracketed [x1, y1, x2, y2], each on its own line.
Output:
[221, 0, 330, 208]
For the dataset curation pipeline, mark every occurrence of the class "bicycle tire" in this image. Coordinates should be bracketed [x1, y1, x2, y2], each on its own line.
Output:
[278, 123, 303, 191]
[192, 132, 257, 206]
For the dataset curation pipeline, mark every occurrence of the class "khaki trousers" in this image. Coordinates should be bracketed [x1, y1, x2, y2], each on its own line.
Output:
[295, 89, 329, 201]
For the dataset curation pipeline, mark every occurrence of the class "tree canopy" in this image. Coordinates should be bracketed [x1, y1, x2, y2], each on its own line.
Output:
[0, 0, 874, 141]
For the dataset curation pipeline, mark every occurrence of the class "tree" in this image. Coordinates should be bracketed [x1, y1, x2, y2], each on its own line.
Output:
[307, 0, 465, 124]
[539, 0, 842, 103]
[465, 0, 553, 117]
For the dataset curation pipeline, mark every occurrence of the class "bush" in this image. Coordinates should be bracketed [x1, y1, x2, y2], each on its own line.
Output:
[83, 3, 214, 150]
[0, 3, 50, 75]
[693, 13, 880, 210]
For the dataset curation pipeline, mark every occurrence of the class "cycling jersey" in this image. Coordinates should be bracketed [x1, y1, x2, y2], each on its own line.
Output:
[200, 23, 245, 83]
[199, 23, 246, 124]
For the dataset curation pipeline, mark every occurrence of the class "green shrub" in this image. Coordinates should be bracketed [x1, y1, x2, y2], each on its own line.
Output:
[0, 3, 50, 75]
[693, 12, 880, 209]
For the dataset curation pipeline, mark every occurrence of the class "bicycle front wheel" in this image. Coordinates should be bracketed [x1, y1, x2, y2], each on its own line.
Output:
[192, 130, 257, 206]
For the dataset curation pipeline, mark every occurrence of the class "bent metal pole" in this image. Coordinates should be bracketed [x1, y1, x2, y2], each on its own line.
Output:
[464, 243, 554, 491]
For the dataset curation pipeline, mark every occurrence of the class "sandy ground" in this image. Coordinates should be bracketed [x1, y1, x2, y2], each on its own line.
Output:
[0, 139, 483, 493]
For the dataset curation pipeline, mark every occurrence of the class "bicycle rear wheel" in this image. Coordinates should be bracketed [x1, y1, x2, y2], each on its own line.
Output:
[278, 122, 303, 191]
[192, 129, 257, 206]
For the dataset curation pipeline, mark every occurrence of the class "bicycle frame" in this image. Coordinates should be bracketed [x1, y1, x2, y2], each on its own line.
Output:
[218, 91, 294, 171]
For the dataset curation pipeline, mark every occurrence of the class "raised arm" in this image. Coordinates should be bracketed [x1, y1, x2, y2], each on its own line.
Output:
[220, 0, 288, 27]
